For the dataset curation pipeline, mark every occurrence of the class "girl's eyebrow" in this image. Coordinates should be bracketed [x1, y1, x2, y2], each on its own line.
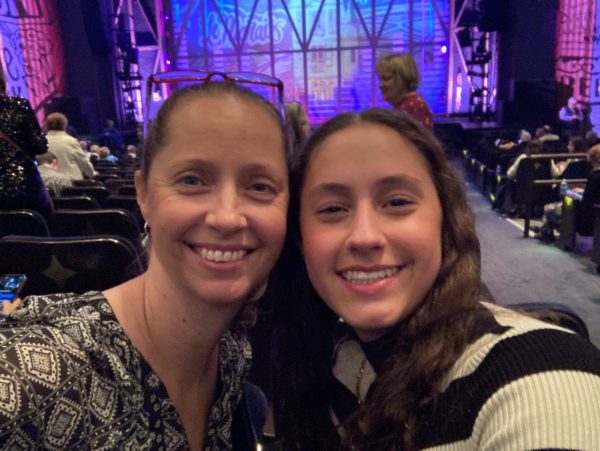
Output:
[304, 182, 351, 201]
[376, 175, 424, 194]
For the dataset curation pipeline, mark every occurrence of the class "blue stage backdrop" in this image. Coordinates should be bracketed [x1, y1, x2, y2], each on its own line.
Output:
[165, 0, 450, 124]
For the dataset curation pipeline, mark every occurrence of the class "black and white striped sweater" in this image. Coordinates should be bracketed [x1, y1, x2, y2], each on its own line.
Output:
[331, 303, 600, 450]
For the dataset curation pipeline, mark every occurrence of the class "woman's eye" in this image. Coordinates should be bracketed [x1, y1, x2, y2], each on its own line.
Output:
[249, 182, 275, 194]
[178, 176, 203, 186]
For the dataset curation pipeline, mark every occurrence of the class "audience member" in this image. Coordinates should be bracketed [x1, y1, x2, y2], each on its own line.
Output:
[100, 119, 125, 155]
[376, 53, 433, 130]
[285, 101, 311, 163]
[538, 144, 600, 243]
[559, 96, 584, 138]
[272, 108, 600, 450]
[0, 67, 52, 217]
[46, 112, 95, 180]
[0, 82, 289, 448]
[536, 124, 560, 142]
[99, 145, 119, 163]
[506, 140, 559, 179]
[557, 136, 591, 179]
[35, 151, 73, 196]
[585, 130, 600, 148]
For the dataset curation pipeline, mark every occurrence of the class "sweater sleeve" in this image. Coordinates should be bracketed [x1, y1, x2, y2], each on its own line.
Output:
[472, 331, 600, 450]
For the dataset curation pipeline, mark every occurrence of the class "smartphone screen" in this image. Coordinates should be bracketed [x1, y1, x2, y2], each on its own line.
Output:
[0, 274, 27, 302]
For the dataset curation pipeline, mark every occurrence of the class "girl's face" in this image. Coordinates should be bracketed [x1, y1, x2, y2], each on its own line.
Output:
[137, 94, 289, 306]
[300, 123, 442, 341]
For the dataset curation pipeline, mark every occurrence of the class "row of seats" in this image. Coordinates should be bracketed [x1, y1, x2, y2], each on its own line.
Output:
[0, 206, 146, 297]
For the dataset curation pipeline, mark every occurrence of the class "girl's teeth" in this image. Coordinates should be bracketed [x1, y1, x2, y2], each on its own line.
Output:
[342, 268, 399, 284]
[197, 248, 246, 262]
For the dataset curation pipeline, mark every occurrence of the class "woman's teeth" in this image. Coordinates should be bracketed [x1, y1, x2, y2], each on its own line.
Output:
[195, 248, 247, 262]
[341, 267, 400, 285]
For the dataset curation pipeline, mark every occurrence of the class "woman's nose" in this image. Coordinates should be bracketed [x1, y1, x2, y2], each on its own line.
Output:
[205, 189, 248, 234]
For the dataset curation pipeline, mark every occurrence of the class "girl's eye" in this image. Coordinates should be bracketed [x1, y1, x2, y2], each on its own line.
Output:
[317, 205, 346, 215]
[385, 198, 412, 208]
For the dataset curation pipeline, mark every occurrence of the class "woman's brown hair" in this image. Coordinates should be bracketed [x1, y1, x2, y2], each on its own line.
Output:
[273, 108, 490, 450]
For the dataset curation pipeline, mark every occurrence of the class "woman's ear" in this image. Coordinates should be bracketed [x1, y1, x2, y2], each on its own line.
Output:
[134, 170, 149, 223]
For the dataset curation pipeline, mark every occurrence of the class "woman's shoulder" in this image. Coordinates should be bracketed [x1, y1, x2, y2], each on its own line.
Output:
[0, 291, 121, 352]
[448, 302, 600, 385]
[0, 95, 32, 110]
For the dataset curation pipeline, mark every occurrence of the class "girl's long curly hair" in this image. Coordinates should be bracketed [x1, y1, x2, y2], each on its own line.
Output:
[271, 108, 490, 450]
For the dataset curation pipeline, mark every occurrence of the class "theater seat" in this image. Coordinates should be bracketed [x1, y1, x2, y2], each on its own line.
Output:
[48, 208, 142, 249]
[508, 302, 590, 340]
[0, 210, 50, 238]
[61, 186, 110, 204]
[0, 235, 143, 296]
[52, 196, 101, 210]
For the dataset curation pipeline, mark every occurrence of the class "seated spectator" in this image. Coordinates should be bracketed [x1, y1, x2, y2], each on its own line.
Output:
[35, 151, 73, 196]
[557, 136, 590, 178]
[538, 144, 600, 242]
[46, 112, 95, 180]
[585, 130, 600, 148]
[492, 140, 558, 214]
[507, 140, 559, 179]
[498, 129, 531, 151]
[536, 124, 560, 142]
[99, 146, 119, 163]
[285, 101, 311, 163]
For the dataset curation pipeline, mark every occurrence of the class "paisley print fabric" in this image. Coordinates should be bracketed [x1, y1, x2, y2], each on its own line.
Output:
[0, 291, 251, 450]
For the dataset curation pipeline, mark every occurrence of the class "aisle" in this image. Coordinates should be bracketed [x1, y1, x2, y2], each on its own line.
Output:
[465, 178, 600, 348]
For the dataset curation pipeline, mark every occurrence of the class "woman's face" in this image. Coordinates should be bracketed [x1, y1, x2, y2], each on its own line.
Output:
[137, 94, 289, 306]
[300, 123, 442, 341]
[377, 66, 403, 106]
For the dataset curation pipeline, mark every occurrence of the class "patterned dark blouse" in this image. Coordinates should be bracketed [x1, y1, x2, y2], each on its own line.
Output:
[0, 291, 251, 450]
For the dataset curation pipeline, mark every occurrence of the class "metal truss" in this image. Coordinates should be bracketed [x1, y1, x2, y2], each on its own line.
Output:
[159, 0, 452, 122]
[447, 0, 498, 117]
[108, 0, 164, 128]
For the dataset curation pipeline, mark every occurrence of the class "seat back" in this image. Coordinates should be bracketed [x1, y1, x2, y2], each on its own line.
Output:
[0, 210, 50, 238]
[61, 186, 110, 204]
[561, 159, 592, 180]
[513, 157, 554, 205]
[0, 235, 143, 296]
[103, 195, 144, 229]
[508, 302, 590, 340]
[52, 196, 101, 210]
[72, 179, 104, 188]
[48, 208, 142, 247]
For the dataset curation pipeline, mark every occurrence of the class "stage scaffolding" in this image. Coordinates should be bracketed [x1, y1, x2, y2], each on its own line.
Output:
[115, 0, 499, 124]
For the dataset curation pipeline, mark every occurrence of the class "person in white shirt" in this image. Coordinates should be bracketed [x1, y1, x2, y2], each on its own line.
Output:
[46, 112, 95, 180]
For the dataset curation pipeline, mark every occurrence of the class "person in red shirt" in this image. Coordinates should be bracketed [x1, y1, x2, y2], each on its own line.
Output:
[376, 53, 434, 131]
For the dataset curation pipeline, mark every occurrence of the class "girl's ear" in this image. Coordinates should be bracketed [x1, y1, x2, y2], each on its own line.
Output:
[134, 170, 149, 223]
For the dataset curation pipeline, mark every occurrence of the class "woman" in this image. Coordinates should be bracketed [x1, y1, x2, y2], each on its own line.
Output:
[272, 109, 600, 450]
[376, 53, 433, 131]
[0, 68, 52, 216]
[0, 82, 289, 449]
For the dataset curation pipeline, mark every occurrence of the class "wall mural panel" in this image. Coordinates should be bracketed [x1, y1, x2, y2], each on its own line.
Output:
[0, 0, 66, 121]
[168, 0, 450, 124]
